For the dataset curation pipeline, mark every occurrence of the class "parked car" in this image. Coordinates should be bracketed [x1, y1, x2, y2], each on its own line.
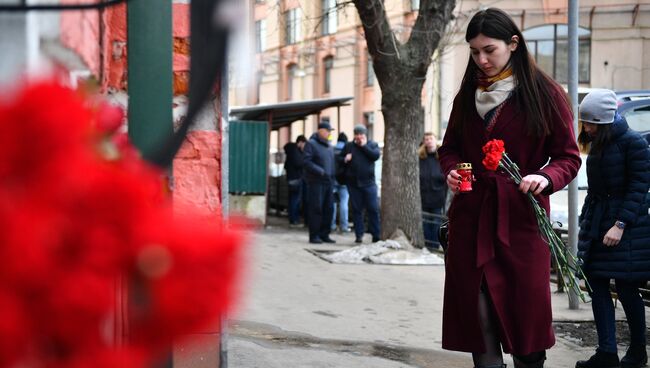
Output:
[618, 97, 650, 143]
[550, 92, 650, 226]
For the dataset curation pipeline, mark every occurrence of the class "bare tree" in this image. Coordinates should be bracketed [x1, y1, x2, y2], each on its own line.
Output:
[352, 0, 455, 246]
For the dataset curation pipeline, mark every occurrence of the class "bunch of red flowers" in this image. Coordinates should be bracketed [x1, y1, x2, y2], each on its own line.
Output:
[0, 82, 243, 367]
[481, 139, 505, 171]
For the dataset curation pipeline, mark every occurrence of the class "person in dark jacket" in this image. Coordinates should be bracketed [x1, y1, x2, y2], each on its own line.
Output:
[332, 132, 350, 233]
[576, 89, 650, 368]
[303, 122, 337, 244]
[342, 124, 381, 243]
[418, 132, 447, 250]
[284, 135, 307, 227]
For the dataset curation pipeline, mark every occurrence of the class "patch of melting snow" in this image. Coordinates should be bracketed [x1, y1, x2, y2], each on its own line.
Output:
[322, 239, 444, 265]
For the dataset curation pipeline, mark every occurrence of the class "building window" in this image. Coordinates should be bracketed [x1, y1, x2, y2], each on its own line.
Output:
[284, 8, 302, 45]
[363, 112, 374, 141]
[366, 52, 375, 86]
[323, 56, 334, 94]
[523, 24, 591, 84]
[287, 64, 297, 100]
[411, 0, 420, 11]
[256, 70, 264, 104]
[255, 20, 266, 53]
[322, 0, 338, 35]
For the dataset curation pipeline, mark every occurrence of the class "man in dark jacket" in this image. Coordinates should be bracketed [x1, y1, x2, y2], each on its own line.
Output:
[303, 122, 336, 244]
[284, 135, 307, 227]
[342, 124, 381, 243]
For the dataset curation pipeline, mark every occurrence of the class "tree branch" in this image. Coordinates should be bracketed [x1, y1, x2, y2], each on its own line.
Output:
[352, 0, 401, 67]
[406, 0, 456, 75]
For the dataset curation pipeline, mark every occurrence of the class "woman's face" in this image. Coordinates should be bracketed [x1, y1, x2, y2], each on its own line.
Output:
[468, 33, 518, 77]
[582, 122, 599, 137]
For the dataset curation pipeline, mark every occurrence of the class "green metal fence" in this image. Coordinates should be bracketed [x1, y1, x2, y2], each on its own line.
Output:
[229, 120, 268, 194]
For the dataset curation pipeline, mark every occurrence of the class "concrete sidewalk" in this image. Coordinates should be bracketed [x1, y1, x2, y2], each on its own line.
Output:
[227, 217, 646, 367]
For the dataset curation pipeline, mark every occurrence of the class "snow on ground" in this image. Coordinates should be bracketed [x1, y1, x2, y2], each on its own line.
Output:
[321, 239, 445, 265]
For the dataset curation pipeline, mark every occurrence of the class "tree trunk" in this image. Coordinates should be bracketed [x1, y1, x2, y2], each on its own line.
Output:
[380, 79, 425, 246]
[352, 0, 456, 247]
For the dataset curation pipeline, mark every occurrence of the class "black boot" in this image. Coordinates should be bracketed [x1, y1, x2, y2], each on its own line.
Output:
[513, 352, 546, 368]
[621, 345, 647, 368]
[576, 350, 620, 368]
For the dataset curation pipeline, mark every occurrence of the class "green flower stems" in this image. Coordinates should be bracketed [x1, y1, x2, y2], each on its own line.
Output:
[499, 153, 591, 302]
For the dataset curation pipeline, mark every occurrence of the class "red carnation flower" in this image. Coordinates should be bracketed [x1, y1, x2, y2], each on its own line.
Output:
[482, 139, 505, 171]
[0, 81, 245, 367]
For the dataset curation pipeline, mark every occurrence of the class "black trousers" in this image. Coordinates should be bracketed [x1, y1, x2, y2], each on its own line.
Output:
[307, 180, 334, 240]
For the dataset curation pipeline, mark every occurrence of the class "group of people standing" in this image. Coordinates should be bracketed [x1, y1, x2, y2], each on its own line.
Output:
[285, 125, 449, 250]
[283, 122, 382, 245]
[438, 7, 650, 368]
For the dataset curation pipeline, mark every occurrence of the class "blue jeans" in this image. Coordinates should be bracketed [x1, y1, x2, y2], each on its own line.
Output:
[331, 184, 349, 231]
[349, 184, 380, 240]
[422, 206, 444, 249]
[288, 181, 302, 224]
[306, 180, 334, 240]
[588, 276, 647, 353]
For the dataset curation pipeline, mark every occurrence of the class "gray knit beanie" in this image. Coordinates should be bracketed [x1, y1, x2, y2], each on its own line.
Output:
[579, 89, 617, 124]
[353, 124, 368, 135]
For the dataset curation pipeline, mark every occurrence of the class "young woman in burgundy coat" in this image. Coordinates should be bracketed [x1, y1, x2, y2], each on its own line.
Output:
[438, 8, 581, 368]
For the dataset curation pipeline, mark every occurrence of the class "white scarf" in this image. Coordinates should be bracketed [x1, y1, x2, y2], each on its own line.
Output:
[475, 75, 515, 120]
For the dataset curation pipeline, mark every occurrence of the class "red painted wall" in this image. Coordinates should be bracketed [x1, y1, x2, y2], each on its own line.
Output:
[60, 3, 223, 219]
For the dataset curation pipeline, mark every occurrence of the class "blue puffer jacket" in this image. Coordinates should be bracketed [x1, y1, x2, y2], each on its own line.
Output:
[303, 134, 335, 183]
[578, 115, 650, 281]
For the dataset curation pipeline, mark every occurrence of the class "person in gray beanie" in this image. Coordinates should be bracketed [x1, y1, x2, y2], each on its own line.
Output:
[576, 89, 650, 368]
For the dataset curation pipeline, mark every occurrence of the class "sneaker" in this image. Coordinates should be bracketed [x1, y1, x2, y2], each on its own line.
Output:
[341, 228, 351, 233]
[576, 350, 620, 368]
[621, 346, 647, 368]
[354, 237, 363, 244]
[322, 237, 336, 244]
[309, 237, 323, 244]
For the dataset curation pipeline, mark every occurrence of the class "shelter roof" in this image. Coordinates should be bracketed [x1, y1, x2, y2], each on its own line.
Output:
[229, 96, 353, 130]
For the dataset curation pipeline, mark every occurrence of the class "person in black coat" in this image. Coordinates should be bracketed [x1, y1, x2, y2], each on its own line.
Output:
[303, 122, 337, 244]
[576, 89, 650, 368]
[342, 124, 381, 243]
[284, 135, 307, 226]
[418, 132, 447, 250]
[332, 132, 350, 232]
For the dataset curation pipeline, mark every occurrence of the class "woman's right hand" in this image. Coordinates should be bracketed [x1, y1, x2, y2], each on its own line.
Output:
[447, 169, 461, 194]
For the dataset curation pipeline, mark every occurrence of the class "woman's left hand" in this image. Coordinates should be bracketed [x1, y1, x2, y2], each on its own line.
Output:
[519, 174, 549, 195]
[603, 226, 624, 247]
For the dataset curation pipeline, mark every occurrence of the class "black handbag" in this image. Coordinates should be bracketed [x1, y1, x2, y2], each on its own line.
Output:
[438, 219, 449, 252]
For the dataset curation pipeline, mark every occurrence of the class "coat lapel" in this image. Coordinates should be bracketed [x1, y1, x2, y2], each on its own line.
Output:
[486, 99, 521, 139]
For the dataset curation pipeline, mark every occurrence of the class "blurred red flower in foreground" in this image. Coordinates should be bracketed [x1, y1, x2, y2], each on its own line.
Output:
[0, 82, 243, 367]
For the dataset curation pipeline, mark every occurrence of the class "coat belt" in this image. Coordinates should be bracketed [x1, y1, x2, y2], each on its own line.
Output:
[584, 192, 623, 241]
[475, 172, 513, 268]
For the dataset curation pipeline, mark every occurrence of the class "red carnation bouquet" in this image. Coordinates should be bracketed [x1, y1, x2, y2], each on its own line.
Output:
[482, 139, 589, 301]
[0, 81, 244, 367]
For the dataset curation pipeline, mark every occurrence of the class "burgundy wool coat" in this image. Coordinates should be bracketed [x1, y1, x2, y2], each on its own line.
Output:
[438, 88, 581, 355]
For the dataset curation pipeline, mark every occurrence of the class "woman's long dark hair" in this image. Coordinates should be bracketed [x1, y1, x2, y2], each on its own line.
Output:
[454, 8, 571, 137]
[578, 124, 612, 155]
